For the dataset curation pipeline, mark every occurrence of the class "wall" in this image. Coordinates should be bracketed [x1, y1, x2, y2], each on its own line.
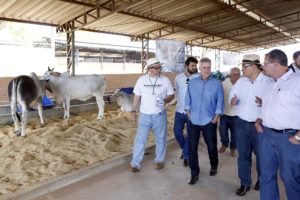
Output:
[0, 73, 179, 102]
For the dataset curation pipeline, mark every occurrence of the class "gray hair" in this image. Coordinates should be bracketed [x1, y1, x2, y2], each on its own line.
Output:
[230, 67, 240, 74]
[200, 57, 211, 63]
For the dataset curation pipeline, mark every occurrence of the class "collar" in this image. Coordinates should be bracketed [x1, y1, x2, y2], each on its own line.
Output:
[278, 69, 293, 81]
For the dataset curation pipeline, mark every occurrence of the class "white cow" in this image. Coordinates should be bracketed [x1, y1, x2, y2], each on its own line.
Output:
[43, 68, 106, 119]
[110, 88, 139, 112]
[8, 72, 48, 137]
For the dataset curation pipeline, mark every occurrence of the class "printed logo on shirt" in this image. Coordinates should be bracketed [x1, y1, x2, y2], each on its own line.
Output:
[143, 84, 163, 87]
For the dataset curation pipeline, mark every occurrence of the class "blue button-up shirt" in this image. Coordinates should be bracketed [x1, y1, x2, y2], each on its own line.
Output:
[185, 74, 224, 126]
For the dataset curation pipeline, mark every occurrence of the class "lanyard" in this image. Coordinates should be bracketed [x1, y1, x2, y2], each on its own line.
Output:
[149, 75, 158, 95]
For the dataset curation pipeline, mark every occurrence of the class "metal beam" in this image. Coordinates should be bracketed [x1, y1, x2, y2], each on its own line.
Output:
[210, 0, 294, 41]
[141, 33, 149, 73]
[57, 0, 147, 33]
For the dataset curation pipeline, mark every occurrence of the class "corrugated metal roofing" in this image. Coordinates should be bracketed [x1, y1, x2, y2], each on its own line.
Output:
[0, 0, 299, 52]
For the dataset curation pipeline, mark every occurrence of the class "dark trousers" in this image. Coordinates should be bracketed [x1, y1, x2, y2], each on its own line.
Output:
[173, 112, 190, 159]
[259, 126, 300, 200]
[189, 121, 218, 177]
[236, 117, 260, 186]
[219, 115, 238, 149]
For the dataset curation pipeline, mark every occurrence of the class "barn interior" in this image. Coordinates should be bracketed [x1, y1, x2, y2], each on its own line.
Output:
[0, 0, 299, 199]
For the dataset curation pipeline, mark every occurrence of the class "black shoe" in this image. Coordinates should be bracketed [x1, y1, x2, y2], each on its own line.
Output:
[254, 181, 260, 191]
[209, 168, 217, 176]
[188, 176, 198, 185]
[183, 159, 189, 167]
[236, 185, 250, 196]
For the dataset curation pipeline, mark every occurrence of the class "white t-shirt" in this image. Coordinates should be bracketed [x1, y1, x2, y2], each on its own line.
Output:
[134, 74, 174, 114]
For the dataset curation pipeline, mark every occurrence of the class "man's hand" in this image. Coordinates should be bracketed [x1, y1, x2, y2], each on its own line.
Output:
[230, 94, 238, 107]
[211, 114, 219, 124]
[255, 96, 262, 107]
[187, 110, 191, 121]
[131, 111, 137, 122]
[255, 118, 263, 133]
[288, 136, 300, 145]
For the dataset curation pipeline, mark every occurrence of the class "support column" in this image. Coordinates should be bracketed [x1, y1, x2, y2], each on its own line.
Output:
[215, 49, 221, 71]
[141, 33, 149, 73]
[186, 42, 192, 58]
[66, 21, 75, 76]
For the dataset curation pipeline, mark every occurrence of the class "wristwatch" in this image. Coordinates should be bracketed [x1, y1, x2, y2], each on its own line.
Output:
[295, 135, 300, 142]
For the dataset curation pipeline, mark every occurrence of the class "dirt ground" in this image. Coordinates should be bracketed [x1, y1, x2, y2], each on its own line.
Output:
[0, 105, 176, 197]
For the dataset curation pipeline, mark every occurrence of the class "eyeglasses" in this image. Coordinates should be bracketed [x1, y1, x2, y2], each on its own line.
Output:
[186, 78, 190, 85]
[242, 64, 252, 69]
[150, 67, 162, 70]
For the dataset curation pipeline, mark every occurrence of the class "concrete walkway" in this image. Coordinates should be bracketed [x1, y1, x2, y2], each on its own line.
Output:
[36, 138, 286, 200]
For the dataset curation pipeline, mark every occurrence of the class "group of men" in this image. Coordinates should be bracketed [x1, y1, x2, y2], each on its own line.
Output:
[128, 49, 300, 200]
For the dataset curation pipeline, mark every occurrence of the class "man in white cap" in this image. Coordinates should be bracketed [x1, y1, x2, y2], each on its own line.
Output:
[229, 54, 271, 196]
[129, 57, 174, 172]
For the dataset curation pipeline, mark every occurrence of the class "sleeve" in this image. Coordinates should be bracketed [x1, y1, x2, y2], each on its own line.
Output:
[229, 80, 240, 106]
[174, 76, 179, 98]
[215, 81, 224, 115]
[166, 77, 174, 95]
[133, 77, 142, 96]
[184, 82, 191, 111]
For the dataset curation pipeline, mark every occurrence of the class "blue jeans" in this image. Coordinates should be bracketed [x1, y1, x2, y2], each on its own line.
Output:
[219, 115, 238, 149]
[130, 110, 167, 169]
[259, 126, 300, 200]
[189, 121, 218, 177]
[236, 117, 260, 186]
[173, 112, 190, 159]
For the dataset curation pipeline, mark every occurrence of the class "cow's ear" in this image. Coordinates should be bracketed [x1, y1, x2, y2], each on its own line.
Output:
[51, 67, 55, 71]
[48, 66, 51, 71]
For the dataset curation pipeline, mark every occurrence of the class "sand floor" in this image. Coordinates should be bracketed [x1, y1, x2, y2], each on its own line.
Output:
[0, 105, 176, 196]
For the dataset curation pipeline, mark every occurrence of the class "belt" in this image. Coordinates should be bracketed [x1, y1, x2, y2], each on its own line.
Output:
[241, 119, 255, 124]
[270, 128, 298, 134]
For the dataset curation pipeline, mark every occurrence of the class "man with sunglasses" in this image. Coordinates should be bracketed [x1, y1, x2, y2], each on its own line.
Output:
[129, 58, 174, 172]
[229, 54, 271, 196]
[185, 57, 224, 185]
[255, 49, 300, 200]
[174, 57, 198, 167]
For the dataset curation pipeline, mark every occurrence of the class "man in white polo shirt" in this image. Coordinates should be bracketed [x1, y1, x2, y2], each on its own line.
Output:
[129, 58, 174, 172]
[255, 49, 300, 200]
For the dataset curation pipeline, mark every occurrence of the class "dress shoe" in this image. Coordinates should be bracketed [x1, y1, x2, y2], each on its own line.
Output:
[236, 185, 250, 196]
[254, 181, 260, 190]
[183, 159, 189, 167]
[219, 146, 227, 153]
[209, 168, 217, 176]
[129, 166, 139, 173]
[155, 162, 164, 169]
[230, 149, 237, 157]
[180, 151, 183, 159]
[188, 176, 198, 185]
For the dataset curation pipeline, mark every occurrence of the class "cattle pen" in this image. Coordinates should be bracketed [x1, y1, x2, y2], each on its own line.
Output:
[1, 0, 299, 199]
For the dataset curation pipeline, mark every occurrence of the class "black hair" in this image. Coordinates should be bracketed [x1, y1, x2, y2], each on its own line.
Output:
[265, 49, 288, 67]
[185, 57, 198, 66]
[293, 51, 300, 60]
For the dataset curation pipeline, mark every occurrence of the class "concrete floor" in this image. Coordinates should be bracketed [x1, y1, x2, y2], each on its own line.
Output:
[36, 138, 286, 200]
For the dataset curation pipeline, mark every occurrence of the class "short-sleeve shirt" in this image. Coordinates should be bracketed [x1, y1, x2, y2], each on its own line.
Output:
[134, 74, 174, 114]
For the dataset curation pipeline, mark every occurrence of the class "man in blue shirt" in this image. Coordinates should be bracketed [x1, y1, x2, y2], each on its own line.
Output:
[185, 57, 224, 185]
[174, 57, 198, 167]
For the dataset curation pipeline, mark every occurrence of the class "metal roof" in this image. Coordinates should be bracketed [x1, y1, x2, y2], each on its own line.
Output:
[0, 0, 300, 52]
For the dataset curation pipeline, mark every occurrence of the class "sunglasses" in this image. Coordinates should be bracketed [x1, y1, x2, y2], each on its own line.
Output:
[186, 78, 190, 85]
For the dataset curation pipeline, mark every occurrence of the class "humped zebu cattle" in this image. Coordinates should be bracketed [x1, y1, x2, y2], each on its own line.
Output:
[110, 88, 140, 112]
[8, 72, 48, 137]
[43, 68, 106, 119]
